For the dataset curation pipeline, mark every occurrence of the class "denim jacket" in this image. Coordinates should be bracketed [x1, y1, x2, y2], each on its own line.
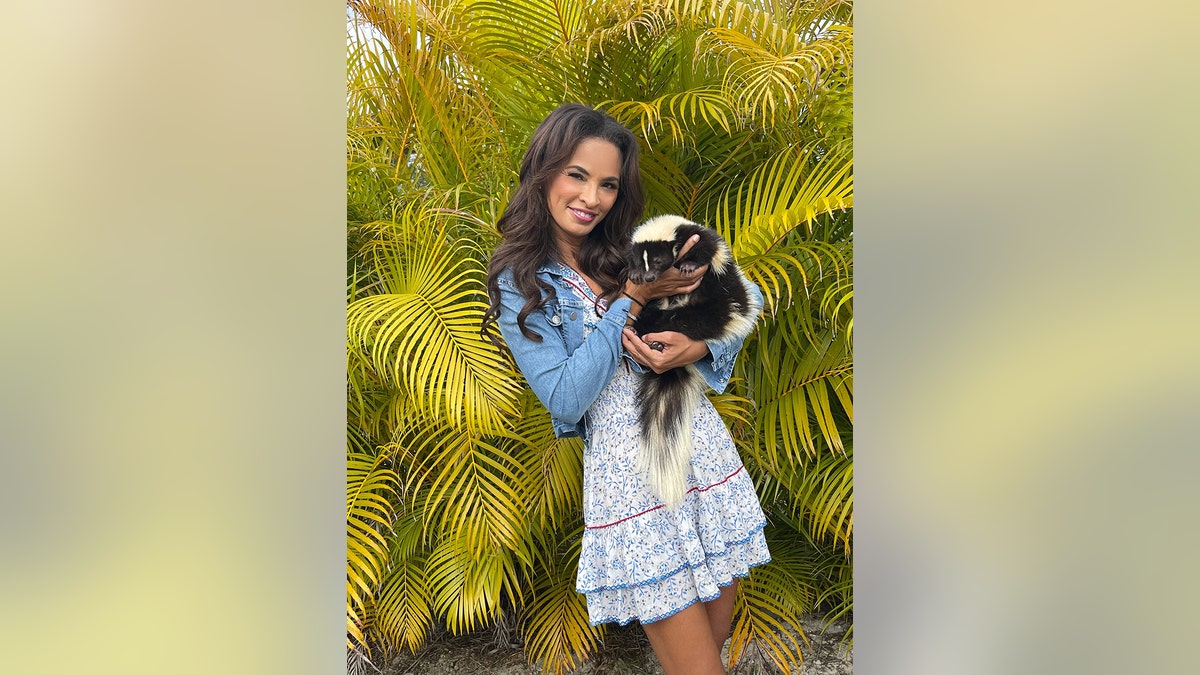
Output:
[495, 261, 763, 442]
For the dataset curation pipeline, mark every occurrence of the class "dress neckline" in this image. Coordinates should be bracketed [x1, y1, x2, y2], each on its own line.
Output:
[555, 262, 596, 298]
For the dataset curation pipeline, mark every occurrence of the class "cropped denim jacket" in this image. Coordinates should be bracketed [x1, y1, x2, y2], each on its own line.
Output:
[495, 261, 763, 442]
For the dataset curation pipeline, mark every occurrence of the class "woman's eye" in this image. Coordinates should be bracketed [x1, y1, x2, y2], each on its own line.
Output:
[568, 172, 585, 181]
[602, 182, 619, 191]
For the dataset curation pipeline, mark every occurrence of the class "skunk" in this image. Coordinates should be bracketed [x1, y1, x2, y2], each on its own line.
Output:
[626, 215, 760, 507]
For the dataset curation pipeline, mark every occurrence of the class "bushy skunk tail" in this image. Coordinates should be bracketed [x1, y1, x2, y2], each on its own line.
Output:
[636, 365, 706, 508]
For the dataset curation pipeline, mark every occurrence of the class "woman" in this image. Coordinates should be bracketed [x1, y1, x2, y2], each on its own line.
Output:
[482, 103, 770, 674]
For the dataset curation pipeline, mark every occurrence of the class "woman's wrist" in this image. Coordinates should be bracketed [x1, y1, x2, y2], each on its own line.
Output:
[621, 290, 645, 309]
[621, 282, 651, 306]
[623, 304, 639, 326]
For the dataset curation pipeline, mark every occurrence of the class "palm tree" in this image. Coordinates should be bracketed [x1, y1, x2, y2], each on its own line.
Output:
[346, 1, 852, 672]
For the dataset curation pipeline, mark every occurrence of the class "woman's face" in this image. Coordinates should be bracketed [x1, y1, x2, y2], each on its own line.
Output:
[545, 138, 622, 252]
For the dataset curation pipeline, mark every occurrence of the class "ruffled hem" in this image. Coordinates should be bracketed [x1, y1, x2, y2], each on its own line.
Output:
[577, 520, 767, 593]
[592, 576, 731, 626]
[583, 531, 771, 626]
[576, 464, 768, 594]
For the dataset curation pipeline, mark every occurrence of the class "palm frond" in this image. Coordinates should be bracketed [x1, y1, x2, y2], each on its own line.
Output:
[707, 146, 851, 327]
[520, 525, 604, 675]
[749, 322, 852, 463]
[347, 445, 400, 652]
[707, 23, 851, 126]
[715, 145, 853, 258]
[706, 383, 757, 431]
[347, 644, 382, 675]
[604, 88, 736, 145]
[766, 445, 853, 552]
[461, 0, 595, 113]
[802, 448, 853, 552]
[466, 0, 587, 54]
[424, 531, 525, 635]
[817, 572, 853, 646]
[498, 390, 586, 530]
[728, 529, 813, 673]
[590, 1, 852, 127]
[374, 552, 434, 652]
[729, 519, 852, 670]
[394, 418, 531, 556]
[347, 204, 523, 434]
[349, 1, 512, 197]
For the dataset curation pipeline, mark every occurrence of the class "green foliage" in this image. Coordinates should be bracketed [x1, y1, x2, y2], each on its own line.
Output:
[346, 0, 853, 671]
[521, 525, 606, 672]
[347, 435, 400, 653]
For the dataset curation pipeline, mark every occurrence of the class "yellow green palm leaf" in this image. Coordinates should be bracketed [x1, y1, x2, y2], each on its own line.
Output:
[394, 413, 533, 556]
[373, 513, 435, 652]
[499, 390, 586, 530]
[519, 527, 604, 675]
[423, 531, 525, 635]
[348, 207, 522, 434]
[346, 443, 399, 652]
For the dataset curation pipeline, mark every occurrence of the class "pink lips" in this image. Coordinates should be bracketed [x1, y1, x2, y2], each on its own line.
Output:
[569, 207, 596, 223]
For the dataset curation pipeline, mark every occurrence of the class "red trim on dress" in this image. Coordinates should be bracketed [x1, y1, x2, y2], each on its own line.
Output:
[559, 269, 609, 313]
[585, 466, 746, 530]
[562, 276, 594, 301]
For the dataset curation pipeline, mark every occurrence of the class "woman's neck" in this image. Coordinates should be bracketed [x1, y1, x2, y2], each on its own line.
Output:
[556, 240, 583, 272]
[555, 240, 604, 295]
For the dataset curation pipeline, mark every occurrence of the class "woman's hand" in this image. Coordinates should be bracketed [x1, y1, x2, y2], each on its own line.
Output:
[622, 328, 710, 374]
[622, 234, 710, 304]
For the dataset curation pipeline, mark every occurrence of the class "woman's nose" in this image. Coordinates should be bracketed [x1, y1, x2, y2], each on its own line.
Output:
[580, 182, 599, 206]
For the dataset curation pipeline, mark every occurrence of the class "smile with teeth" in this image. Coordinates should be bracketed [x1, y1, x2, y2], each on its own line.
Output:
[569, 207, 597, 222]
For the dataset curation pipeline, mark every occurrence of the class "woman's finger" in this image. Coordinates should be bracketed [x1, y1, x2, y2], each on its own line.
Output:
[622, 328, 652, 366]
[674, 234, 701, 263]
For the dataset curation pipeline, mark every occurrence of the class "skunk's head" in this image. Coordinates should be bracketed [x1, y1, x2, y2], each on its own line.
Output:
[627, 215, 697, 283]
[627, 239, 681, 283]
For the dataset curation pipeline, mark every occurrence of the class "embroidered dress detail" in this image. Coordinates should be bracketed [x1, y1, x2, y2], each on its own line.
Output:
[558, 266, 771, 626]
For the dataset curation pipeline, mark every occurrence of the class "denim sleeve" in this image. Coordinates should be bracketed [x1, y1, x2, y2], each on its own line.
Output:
[495, 273, 638, 426]
[694, 278, 764, 393]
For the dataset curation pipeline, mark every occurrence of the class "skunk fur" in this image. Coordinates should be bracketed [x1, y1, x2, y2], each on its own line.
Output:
[626, 215, 759, 507]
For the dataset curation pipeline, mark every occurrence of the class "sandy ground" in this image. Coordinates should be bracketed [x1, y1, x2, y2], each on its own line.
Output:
[371, 614, 851, 675]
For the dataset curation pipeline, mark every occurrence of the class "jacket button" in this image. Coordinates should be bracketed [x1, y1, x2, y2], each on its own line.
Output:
[569, 311, 578, 321]
[549, 315, 562, 326]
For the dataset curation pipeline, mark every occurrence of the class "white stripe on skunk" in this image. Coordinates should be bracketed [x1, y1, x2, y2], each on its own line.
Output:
[626, 215, 761, 507]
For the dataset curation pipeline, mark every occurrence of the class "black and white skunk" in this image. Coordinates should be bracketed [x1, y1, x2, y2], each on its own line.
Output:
[626, 215, 760, 507]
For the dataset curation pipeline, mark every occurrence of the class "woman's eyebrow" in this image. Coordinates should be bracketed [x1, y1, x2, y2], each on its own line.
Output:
[565, 164, 619, 182]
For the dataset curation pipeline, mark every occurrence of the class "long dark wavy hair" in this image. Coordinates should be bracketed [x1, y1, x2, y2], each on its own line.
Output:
[483, 103, 645, 342]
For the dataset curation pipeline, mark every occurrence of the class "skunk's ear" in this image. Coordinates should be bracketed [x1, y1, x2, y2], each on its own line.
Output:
[672, 244, 681, 256]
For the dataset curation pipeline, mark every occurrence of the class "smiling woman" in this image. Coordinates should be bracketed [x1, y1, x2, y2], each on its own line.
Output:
[545, 139, 622, 267]
[482, 104, 770, 675]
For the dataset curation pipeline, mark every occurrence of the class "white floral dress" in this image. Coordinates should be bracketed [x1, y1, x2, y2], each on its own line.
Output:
[562, 268, 772, 626]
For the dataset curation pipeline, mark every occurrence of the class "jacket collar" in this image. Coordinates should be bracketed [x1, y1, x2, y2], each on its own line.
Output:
[537, 260, 575, 278]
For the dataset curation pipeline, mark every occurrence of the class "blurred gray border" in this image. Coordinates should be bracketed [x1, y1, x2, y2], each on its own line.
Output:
[858, 1, 1200, 673]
